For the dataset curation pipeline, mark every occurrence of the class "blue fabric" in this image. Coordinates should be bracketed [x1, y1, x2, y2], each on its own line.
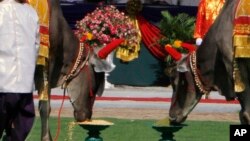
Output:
[61, 2, 197, 29]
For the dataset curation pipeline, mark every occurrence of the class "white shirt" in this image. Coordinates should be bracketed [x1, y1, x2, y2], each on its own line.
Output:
[0, 0, 39, 93]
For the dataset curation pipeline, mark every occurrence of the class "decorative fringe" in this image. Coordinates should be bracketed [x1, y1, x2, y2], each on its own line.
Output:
[233, 60, 245, 92]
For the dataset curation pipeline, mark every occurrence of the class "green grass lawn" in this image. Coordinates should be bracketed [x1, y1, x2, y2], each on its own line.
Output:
[25, 117, 239, 141]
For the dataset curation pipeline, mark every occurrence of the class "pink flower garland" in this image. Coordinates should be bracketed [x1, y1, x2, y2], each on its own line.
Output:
[75, 5, 139, 49]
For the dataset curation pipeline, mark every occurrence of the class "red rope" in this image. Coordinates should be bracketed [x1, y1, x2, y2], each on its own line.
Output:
[84, 65, 94, 97]
[53, 65, 93, 141]
[53, 89, 66, 141]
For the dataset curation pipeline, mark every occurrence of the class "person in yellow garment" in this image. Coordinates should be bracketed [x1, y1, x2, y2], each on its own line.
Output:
[233, 0, 250, 93]
[0, 0, 39, 140]
[27, 0, 50, 101]
[194, 0, 225, 46]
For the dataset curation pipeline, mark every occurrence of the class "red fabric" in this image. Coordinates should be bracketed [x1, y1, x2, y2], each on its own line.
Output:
[80, 35, 87, 42]
[234, 0, 250, 25]
[165, 45, 182, 61]
[234, 0, 250, 35]
[98, 38, 124, 59]
[234, 16, 250, 25]
[181, 42, 196, 52]
[137, 15, 166, 60]
[40, 26, 49, 34]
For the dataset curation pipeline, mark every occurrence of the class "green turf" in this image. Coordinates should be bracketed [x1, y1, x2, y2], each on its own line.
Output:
[25, 117, 239, 141]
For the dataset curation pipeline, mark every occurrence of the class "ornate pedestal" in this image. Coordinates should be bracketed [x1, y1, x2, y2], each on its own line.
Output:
[152, 118, 185, 141]
[77, 119, 114, 141]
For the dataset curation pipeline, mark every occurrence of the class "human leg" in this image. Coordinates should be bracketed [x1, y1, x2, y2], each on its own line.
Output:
[7, 93, 35, 141]
[0, 94, 7, 139]
[0, 94, 19, 141]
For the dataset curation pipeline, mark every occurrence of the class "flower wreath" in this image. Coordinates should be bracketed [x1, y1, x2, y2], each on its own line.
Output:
[74, 4, 140, 59]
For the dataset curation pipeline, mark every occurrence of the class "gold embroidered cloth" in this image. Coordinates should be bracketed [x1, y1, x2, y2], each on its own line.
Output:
[28, 0, 50, 65]
[28, 0, 50, 100]
[116, 16, 141, 62]
[234, 0, 250, 58]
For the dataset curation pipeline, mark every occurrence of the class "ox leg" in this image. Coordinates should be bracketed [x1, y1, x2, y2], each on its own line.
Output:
[38, 100, 52, 141]
[236, 59, 250, 124]
[237, 92, 250, 124]
[35, 65, 52, 141]
[237, 87, 250, 124]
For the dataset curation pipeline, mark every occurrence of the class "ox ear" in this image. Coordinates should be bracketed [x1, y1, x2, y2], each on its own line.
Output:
[89, 47, 116, 73]
[176, 54, 189, 73]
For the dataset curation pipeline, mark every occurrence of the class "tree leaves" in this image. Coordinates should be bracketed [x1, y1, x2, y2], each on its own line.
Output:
[160, 11, 195, 44]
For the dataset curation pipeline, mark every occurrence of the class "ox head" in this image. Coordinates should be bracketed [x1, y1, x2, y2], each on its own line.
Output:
[168, 56, 203, 125]
[168, 0, 238, 125]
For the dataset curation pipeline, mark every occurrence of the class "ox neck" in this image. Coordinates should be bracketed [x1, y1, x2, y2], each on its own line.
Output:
[195, 43, 218, 89]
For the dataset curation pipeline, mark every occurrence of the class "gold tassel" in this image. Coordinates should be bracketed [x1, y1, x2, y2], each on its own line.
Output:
[38, 80, 49, 100]
[38, 62, 49, 101]
[233, 60, 245, 92]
